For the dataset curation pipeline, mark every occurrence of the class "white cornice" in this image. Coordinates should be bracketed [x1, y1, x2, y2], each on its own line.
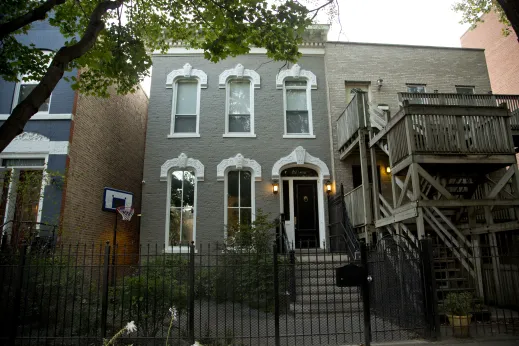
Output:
[218, 64, 260, 89]
[3, 132, 68, 155]
[276, 64, 317, 89]
[165, 63, 208, 88]
[0, 113, 73, 120]
[217, 154, 262, 181]
[153, 47, 325, 56]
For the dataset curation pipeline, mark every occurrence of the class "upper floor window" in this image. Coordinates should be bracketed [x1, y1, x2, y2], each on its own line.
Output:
[166, 63, 207, 138]
[456, 86, 475, 94]
[173, 80, 198, 133]
[227, 80, 252, 133]
[14, 82, 51, 113]
[285, 80, 311, 134]
[407, 84, 426, 93]
[219, 64, 260, 137]
[276, 64, 317, 139]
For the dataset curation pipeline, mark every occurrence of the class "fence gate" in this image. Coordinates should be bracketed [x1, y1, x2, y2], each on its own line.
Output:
[367, 236, 431, 342]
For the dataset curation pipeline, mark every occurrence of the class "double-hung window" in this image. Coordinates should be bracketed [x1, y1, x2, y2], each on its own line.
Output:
[226, 170, 252, 232]
[172, 80, 199, 135]
[14, 83, 51, 112]
[227, 80, 253, 134]
[456, 86, 475, 95]
[284, 80, 312, 136]
[406, 84, 427, 104]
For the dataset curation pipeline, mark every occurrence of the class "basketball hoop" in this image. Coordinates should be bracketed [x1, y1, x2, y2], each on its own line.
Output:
[116, 206, 135, 221]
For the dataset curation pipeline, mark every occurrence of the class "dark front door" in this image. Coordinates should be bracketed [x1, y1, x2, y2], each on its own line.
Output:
[293, 180, 318, 248]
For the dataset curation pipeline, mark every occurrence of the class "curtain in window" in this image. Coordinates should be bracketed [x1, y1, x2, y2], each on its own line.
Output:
[228, 80, 251, 132]
[174, 81, 197, 133]
[286, 81, 309, 134]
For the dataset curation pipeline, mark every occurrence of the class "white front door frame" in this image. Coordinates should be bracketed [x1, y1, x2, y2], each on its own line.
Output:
[280, 175, 324, 249]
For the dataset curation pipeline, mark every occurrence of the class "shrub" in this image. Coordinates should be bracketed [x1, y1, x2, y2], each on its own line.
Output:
[444, 292, 473, 316]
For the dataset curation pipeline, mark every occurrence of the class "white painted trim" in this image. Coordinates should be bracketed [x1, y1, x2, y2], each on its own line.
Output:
[160, 153, 205, 181]
[167, 133, 201, 138]
[2, 132, 68, 155]
[223, 77, 255, 136]
[279, 174, 325, 249]
[164, 171, 198, 248]
[271, 146, 330, 181]
[219, 64, 260, 89]
[216, 154, 262, 181]
[276, 64, 317, 90]
[12, 79, 52, 115]
[222, 134, 257, 138]
[169, 79, 202, 137]
[222, 169, 256, 240]
[283, 134, 316, 139]
[153, 47, 325, 56]
[0, 114, 73, 120]
[165, 63, 208, 88]
[280, 67, 315, 136]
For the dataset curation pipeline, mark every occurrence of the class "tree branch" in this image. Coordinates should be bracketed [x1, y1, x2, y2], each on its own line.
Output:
[0, 0, 123, 153]
[496, 0, 519, 40]
[0, 0, 66, 40]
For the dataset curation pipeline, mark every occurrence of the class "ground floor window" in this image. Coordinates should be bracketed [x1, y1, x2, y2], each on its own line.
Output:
[168, 170, 195, 246]
[0, 161, 45, 246]
[226, 170, 252, 236]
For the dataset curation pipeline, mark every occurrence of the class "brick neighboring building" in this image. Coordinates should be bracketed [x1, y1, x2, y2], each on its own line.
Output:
[461, 11, 519, 94]
[0, 20, 148, 252]
[60, 85, 148, 251]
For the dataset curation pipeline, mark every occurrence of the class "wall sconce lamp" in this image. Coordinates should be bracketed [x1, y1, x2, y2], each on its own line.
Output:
[377, 78, 383, 90]
[325, 181, 332, 194]
[386, 166, 391, 174]
[272, 182, 279, 194]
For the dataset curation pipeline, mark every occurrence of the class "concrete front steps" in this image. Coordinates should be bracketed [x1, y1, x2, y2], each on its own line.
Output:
[290, 249, 361, 314]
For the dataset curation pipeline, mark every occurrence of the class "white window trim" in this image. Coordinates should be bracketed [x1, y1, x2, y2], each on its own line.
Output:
[217, 154, 261, 239]
[166, 63, 207, 138]
[12, 80, 52, 115]
[12, 50, 54, 115]
[223, 169, 256, 240]
[0, 153, 49, 237]
[219, 64, 260, 137]
[276, 64, 317, 137]
[160, 153, 205, 253]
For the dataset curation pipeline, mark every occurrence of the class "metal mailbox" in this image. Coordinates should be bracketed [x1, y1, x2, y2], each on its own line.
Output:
[335, 263, 366, 287]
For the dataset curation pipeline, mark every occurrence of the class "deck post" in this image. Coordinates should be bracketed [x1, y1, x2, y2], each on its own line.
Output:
[359, 130, 373, 243]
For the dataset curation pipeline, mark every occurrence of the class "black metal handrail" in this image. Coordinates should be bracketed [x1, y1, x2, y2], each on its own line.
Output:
[275, 214, 291, 254]
[328, 222, 360, 260]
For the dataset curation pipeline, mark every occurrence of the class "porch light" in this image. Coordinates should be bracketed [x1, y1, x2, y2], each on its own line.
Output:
[386, 166, 391, 174]
[325, 181, 332, 194]
[272, 182, 279, 194]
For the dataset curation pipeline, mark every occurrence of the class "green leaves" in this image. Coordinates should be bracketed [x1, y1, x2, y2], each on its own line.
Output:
[453, 0, 512, 36]
[1, 0, 318, 98]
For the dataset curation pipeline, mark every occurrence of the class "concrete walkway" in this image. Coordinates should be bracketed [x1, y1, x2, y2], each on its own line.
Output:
[362, 335, 519, 346]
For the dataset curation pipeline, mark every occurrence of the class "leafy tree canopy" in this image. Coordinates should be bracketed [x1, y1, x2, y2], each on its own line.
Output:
[0, 0, 334, 152]
[453, 0, 513, 36]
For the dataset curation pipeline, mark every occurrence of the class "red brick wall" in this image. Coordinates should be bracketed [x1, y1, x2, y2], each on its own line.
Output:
[460, 12, 519, 94]
[61, 85, 148, 258]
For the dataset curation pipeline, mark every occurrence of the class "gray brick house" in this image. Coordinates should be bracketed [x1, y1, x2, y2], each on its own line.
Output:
[140, 26, 332, 250]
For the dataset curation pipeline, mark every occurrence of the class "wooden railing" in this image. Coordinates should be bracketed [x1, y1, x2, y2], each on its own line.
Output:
[336, 92, 368, 150]
[384, 105, 514, 165]
[344, 185, 367, 227]
[399, 93, 519, 129]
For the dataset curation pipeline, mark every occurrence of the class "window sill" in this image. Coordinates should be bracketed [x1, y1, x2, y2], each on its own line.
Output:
[0, 113, 72, 120]
[283, 134, 316, 139]
[222, 133, 257, 138]
[164, 246, 197, 254]
[167, 133, 200, 138]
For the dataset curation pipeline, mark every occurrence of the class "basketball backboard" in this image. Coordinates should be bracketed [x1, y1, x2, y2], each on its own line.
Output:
[102, 187, 133, 212]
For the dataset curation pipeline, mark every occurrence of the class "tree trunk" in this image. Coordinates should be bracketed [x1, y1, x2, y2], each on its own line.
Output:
[0, 0, 122, 153]
[497, 0, 519, 40]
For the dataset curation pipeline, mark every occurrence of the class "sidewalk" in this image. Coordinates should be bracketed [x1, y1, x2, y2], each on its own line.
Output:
[365, 335, 519, 346]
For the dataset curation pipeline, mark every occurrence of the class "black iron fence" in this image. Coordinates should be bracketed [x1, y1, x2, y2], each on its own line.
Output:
[0, 236, 518, 345]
